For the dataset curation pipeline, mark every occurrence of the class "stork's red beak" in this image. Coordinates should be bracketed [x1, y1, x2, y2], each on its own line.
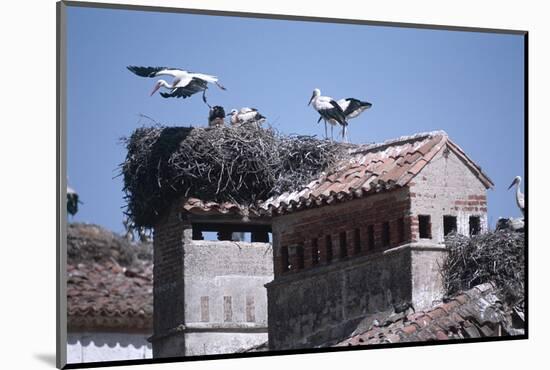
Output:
[150, 83, 161, 96]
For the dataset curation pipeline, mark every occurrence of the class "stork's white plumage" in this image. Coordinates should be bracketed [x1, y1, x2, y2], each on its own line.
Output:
[317, 97, 373, 142]
[127, 66, 226, 106]
[308, 88, 347, 140]
[229, 107, 266, 126]
[508, 176, 525, 216]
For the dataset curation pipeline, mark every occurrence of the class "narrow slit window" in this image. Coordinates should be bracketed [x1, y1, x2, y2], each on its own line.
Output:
[367, 225, 375, 251]
[397, 217, 405, 243]
[325, 235, 333, 262]
[469, 216, 481, 236]
[443, 215, 457, 236]
[354, 228, 361, 254]
[419, 215, 431, 239]
[311, 238, 319, 265]
[200, 296, 209, 322]
[382, 222, 390, 248]
[280, 246, 289, 273]
[296, 245, 304, 270]
[223, 296, 232, 322]
[339, 232, 348, 258]
[246, 296, 255, 323]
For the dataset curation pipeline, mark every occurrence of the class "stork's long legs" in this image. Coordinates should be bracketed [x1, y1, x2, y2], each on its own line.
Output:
[202, 88, 212, 108]
[324, 120, 328, 139]
[331, 124, 334, 140]
[342, 125, 348, 143]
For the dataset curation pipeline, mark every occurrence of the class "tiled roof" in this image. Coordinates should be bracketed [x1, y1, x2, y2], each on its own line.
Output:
[67, 260, 153, 330]
[334, 283, 524, 347]
[182, 197, 260, 217]
[261, 131, 493, 216]
[177, 131, 493, 217]
[66, 223, 153, 331]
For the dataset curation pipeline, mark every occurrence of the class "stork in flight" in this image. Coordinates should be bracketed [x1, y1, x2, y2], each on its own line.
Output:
[308, 88, 348, 141]
[317, 98, 373, 142]
[508, 176, 525, 217]
[229, 107, 266, 126]
[127, 66, 226, 107]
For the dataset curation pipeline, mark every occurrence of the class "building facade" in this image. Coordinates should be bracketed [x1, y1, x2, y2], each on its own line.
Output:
[152, 199, 273, 357]
[261, 131, 493, 350]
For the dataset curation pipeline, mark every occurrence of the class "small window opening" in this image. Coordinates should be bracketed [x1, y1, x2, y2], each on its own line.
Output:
[367, 225, 375, 251]
[382, 222, 390, 248]
[469, 216, 481, 236]
[281, 246, 289, 273]
[223, 296, 232, 322]
[397, 217, 405, 243]
[311, 238, 320, 265]
[192, 228, 204, 240]
[251, 231, 269, 243]
[419, 215, 431, 239]
[339, 232, 348, 258]
[295, 245, 304, 270]
[443, 215, 457, 236]
[354, 228, 361, 254]
[325, 235, 333, 262]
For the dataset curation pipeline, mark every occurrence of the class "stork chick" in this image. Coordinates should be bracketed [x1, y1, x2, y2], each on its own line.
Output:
[229, 107, 266, 126]
[208, 106, 226, 127]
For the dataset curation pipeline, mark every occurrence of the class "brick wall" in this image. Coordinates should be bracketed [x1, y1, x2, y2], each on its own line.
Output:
[152, 205, 187, 358]
[410, 148, 489, 243]
[272, 188, 412, 277]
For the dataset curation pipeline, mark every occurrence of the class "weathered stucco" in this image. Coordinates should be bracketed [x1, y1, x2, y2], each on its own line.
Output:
[67, 332, 152, 363]
[182, 240, 272, 356]
[266, 243, 446, 350]
[152, 205, 273, 357]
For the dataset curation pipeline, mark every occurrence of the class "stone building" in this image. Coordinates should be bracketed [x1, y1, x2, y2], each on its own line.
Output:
[260, 131, 493, 350]
[151, 199, 273, 357]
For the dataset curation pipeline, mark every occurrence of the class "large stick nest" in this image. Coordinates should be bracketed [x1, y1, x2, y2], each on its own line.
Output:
[442, 230, 525, 307]
[120, 124, 346, 227]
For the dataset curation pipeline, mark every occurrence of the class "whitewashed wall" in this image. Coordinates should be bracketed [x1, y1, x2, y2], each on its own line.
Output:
[67, 332, 152, 363]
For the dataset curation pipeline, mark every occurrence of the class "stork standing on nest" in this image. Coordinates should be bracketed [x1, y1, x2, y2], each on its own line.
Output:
[316, 98, 372, 142]
[127, 66, 226, 107]
[228, 107, 266, 126]
[308, 88, 348, 141]
[508, 176, 525, 216]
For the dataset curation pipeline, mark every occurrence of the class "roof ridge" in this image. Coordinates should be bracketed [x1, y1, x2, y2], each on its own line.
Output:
[352, 130, 448, 155]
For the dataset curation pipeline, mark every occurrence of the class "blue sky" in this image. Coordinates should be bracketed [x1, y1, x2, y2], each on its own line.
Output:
[66, 6, 525, 233]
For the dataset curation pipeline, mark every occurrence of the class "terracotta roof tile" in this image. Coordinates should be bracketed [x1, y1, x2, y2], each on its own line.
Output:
[67, 260, 153, 330]
[261, 131, 492, 216]
[174, 131, 493, 216]
[334, 282, 523, 347]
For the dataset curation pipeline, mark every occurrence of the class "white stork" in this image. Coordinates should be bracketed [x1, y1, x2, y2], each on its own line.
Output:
[127, 66, 226, 107]
[316, 98, 372, 142]
[308, 88, 348, 141]
[508, 176, 525, 216]
[228, 107, 266, 126]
